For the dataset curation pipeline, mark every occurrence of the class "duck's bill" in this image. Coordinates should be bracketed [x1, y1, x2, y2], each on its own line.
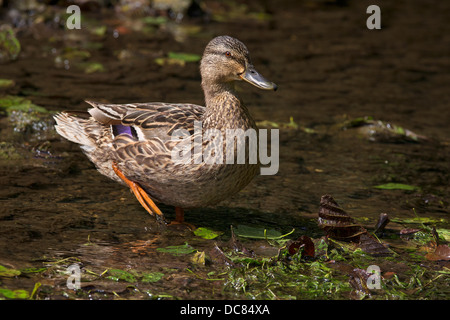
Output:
[239, 65, 278, 91]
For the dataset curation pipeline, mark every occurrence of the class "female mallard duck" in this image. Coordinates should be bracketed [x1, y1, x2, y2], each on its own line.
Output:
[54, 35, 277, 224]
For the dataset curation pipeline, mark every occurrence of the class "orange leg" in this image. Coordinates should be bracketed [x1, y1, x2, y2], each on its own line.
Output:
[112, 162, 166, 224]
[173, 206, 196, 229]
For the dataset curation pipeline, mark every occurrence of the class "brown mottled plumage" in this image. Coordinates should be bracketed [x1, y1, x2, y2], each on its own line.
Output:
[54, 35, 277, 223]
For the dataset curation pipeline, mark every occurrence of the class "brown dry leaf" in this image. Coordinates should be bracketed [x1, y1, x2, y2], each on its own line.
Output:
[318, 194, 366, 241]
[349, 268, 371, 297]
[399, 228, 421, 235]
[287, 235, 315, 257]
[358, 233, 392, 257]
[374, 212, 390, 233]
[318, 195, 392, 256]
[425, 244, 450, 261]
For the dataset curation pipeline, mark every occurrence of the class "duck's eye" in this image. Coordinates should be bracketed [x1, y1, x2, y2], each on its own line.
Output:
[225, 51, 232, 57]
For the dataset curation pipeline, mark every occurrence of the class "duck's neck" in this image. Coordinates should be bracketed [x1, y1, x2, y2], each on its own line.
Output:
[201, 82, 256, 131]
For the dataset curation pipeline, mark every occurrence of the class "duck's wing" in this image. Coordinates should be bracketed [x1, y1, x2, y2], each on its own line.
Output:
[86, 100, 205, 139]
[84, 101, 203, 175]
[110, 133, 173, 171]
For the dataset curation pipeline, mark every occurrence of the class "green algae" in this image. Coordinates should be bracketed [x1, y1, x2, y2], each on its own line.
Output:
[0, 95, 48, 115]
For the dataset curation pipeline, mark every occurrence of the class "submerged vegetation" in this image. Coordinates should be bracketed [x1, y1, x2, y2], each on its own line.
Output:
[1, 197, 448, 300]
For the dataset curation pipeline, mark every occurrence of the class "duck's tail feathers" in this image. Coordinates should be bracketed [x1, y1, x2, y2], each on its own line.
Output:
[54, 112, 99, 148]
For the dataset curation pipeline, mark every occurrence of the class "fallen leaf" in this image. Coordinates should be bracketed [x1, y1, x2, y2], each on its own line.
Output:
[90, 25, 107, 37]
[106, 269, 136, 283]
[255, 117, 315, 133]
[435, 228, 450, 242]
[318, 195, 392, 256]
[318, 194, 366, 241]
[373, 183, 419, 191]
[425, 244, 450, 261]
[391, 217, 446, 224]
[383, 271, 396, 279]
[0, 265, 21, 277]
[287, 235, 315, 257]
[358, 233, 392, 257]
[141, 272, 164, 283]
[191, 251, 206, 265]
[341, 116, 427, 143]
[81, 62, 105, 74]
[399, 228, 421, 235]
[349, 268, 371, 297]
[0, 288, 29, 299]
[156, 243, 196, 255]
[374, 212, 390, 233]
[193, 227, 222, 240]
[0, 79, 15, 88]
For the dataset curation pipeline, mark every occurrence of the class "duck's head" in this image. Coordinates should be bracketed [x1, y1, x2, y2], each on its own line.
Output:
[200, 35, 277, 93]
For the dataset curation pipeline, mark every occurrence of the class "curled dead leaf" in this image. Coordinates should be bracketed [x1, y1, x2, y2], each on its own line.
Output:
[349, 268, 371, 296]
[425, 244, 450, 261]
[286, 235, 315, 257]
[318, 194, 366, 241]
[374, 213, 390, 234]
[318, 195, 392, 256]
[399, 228, 421, 235]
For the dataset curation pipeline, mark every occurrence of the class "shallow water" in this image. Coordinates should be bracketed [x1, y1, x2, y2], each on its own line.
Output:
[0, 0, 449, 300]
